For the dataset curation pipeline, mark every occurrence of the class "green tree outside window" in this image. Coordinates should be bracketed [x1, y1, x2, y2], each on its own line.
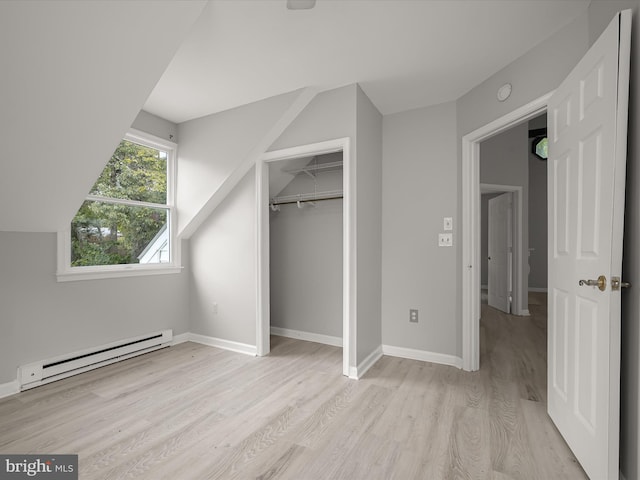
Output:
[71, 140, 169, 266]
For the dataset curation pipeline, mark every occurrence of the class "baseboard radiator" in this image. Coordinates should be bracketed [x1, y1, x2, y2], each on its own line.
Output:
[18, 329, 173, 391]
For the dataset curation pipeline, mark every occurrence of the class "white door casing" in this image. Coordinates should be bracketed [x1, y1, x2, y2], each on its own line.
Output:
[257, 138, 355, 378]
[463, 98, 550, 372]
[488, 192, 512, 313]
[547, 10, 630, 480]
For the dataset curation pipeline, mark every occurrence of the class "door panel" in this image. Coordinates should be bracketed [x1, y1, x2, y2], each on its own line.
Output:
[551, 288, 569, 401]
[547, 10, 630, 480]
[553, 154, 571, 256]
[577, 128, 602, 257]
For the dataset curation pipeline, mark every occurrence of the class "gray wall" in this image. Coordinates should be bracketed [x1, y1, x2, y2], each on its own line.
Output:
[269, 86, 356, 152]
[480, 123, 529, 190]
[189, 169, 257, 345]
[177, 92, 306, 348]
[354, 86, 383, 363]
[0, 233, 190, 384]
[131, 109, 178, 141]
[269, 162, 343, 339]
[381, 101, 458, 355]
[456, 12, 589, 138]
[132, 110, 179, 143]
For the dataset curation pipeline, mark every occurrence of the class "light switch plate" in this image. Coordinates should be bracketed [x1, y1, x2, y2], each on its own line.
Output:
[438, 233, 453, 247]
[443, 217, 453, 231]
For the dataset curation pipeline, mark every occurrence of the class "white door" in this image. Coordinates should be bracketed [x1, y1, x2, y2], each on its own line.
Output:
[488, 193, 512, 313]
[547, 10, 630, 480]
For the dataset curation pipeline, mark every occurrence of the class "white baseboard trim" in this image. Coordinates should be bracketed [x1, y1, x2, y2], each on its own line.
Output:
[188, 333, 257, 356]
[349, 345, 383, 379]
[0, 380, 20, 399]
[382, 345, 463, 369]
[171, 332, 191, 345]
[0, 333, 254, 398]
[270, 327, 342, 347]
[528, 287, 548, 292]
[518, 309, 531, 316]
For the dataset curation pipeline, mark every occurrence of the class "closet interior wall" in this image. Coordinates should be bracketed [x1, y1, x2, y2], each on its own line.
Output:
[269, 152, 344, 342]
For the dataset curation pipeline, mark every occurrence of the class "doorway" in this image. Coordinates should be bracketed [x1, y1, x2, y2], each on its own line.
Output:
[478, 112, 548, 316]
[256, 138, 355, 377]
[268, 152, 344, 347]
[481, 188, 517, 313]
[463, 11, 630, 478]
[461, 92, 551, 372]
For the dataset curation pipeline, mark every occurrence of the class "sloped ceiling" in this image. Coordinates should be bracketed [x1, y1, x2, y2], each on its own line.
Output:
[144, 0, 590, 123]
[177, 87, 319, 237]
[0, 0, 206, 232]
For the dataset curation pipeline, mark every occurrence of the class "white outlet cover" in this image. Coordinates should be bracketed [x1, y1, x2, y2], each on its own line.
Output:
[443, 217, 453, 231]
[438, 233, 453, 247]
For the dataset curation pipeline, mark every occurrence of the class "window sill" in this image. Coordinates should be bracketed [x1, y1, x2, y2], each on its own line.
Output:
[56, 265, 183, 282]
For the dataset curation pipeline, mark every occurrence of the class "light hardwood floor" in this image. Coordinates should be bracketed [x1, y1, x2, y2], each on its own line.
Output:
[0, 295, 587, 479]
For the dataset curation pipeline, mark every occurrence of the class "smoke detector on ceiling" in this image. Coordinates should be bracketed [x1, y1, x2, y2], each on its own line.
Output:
[287, 0, 316, 10]
[497, 83, 512, 102]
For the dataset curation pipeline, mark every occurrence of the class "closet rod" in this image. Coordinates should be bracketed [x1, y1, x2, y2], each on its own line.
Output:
[270, 195, 343, 206]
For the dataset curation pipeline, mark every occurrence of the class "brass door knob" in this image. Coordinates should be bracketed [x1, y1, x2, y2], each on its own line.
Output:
[578, 275, 607, 291]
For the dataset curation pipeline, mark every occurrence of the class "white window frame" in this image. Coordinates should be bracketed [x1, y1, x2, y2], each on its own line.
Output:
[57, 128, 181, 282]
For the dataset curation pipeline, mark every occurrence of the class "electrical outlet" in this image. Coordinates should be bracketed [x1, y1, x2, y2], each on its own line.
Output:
[212, 303, 218, 314]
[438, 233, 453, 247]
[443, 217, 453, 231]
[409, 309, 419, 323]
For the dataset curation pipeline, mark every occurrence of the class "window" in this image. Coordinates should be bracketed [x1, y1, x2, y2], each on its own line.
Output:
[57, 129, 180, 281]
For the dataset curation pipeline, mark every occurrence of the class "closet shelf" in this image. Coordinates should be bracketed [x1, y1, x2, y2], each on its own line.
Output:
[270, 189, 343, 206]
[283, 160, 343, 178]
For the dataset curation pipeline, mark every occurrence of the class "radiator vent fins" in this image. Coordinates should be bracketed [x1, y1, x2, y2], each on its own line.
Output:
[19, 330, 173, 390]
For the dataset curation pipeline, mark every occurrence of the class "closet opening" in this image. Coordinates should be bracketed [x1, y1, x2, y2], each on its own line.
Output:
[256, 138, 354, 377]
[269, 153, 344, 348]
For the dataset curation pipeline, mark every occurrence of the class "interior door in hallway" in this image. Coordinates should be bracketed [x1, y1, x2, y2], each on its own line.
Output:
[547, 10, 630, 480]
[487, 192, 512, 313]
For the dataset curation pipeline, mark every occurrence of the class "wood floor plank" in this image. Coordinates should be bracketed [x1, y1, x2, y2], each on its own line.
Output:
[254, 443, 309, 480]
[286, 384, 394, 479]
[520, 398, 587, 479]
[445, 405, 492, 480]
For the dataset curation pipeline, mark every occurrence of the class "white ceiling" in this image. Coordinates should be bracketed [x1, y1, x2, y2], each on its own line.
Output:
[144, 0, 590, 124]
